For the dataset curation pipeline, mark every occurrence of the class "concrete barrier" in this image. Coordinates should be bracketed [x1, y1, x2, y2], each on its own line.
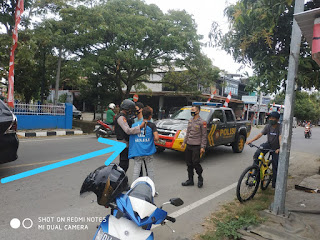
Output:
[73, 119, 96, 133]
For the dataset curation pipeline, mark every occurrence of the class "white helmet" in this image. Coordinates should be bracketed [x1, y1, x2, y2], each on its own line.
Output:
[108, 103, 115, 109]
[130, 177, 156, 197]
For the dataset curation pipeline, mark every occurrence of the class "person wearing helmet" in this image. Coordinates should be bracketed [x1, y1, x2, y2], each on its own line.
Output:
[115, 99, 146, 172]
[246, 111, 282, 188]
[106, 103, 116, 125]
[80, 163, 128, 206]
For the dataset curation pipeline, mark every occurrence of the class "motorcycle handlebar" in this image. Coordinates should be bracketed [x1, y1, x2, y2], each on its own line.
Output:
[165, 216, 176, 223]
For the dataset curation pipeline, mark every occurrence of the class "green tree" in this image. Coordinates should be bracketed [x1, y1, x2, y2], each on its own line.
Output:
[274, 91, 320, 121]
[210, 0, 320, 93]
[65, 0, 205, 100]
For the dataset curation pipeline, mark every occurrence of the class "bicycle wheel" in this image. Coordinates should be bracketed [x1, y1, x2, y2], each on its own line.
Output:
[261, 161, 273, 190]
[236, 165, 260, 202]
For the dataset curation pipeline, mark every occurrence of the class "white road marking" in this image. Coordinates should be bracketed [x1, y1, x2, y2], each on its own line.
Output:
[152, 182, 237, 229]
[19, 135, 95, 143]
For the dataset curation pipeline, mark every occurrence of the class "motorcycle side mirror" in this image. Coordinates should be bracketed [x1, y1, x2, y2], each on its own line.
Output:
[169, 198, 184, 207]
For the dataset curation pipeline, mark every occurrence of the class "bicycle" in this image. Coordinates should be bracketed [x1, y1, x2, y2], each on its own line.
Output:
[236, 143, 275, 202]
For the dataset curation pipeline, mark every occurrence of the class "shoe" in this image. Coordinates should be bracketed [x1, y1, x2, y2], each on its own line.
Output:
[198, 176, 203, 188]
[181, 179, 194, 186]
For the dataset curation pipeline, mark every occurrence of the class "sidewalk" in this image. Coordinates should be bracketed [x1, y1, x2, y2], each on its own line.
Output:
[239, 152, 320, 240]
[17, 128, 83, 137]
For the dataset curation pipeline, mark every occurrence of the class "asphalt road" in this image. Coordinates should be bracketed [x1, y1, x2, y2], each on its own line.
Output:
[0, 126, 319, 240]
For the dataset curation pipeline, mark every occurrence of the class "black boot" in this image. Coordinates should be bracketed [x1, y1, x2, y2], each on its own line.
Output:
[182, 172, 194, 186]
[182, 178, 194, 186]
[198, 175, 203, 188]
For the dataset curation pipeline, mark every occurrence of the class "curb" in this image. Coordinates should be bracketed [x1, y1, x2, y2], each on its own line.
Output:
[17, 130, 83, 138]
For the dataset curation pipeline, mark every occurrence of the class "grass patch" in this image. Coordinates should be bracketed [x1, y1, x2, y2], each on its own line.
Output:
[198, 188, 274, 240]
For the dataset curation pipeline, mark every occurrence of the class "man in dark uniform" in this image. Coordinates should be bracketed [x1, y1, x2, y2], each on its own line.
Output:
[181, 105, 207, 188]
[246, 111, 282, 188]
[114, 99, 146, 172]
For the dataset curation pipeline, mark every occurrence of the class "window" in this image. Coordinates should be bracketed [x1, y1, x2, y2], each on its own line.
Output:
[225, 110, 235, 122]
[212, 110, 224, 122]
[171, 108, 211, 122]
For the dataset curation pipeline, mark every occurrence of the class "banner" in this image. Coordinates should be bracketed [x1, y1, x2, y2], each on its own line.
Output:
[7, 0, 24, 107]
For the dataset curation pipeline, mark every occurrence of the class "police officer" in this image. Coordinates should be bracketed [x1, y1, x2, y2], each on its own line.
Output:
[115, 99, 146, 172]
[181, 105, 207, 188]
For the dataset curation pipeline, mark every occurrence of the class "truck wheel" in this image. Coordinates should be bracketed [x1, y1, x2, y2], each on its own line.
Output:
[156, 147, 165, 153]
[232, 135, 245, 153]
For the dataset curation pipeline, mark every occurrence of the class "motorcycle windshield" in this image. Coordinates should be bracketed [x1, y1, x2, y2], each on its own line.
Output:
[127, 183, 153, 203]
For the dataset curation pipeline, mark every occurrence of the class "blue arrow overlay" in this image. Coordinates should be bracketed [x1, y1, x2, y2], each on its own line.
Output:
[1, 138, 126, 184]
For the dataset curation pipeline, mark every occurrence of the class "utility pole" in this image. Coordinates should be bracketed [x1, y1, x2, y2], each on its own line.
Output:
[272, 0, 304, 215]
[256, 86, 261, 126]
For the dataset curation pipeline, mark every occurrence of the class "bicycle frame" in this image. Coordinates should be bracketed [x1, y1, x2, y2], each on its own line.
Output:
[257, 152, 272, 180]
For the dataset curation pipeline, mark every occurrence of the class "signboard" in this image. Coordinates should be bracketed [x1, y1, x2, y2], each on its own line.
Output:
[248, 104, 268, 112]
[262, 97, 271, 105]
[133, 94, 139, 102]
[224, 81, 239, 96]
[242, 96, 257, 104]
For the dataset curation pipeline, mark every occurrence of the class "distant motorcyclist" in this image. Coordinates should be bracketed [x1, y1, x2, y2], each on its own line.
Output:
[304, 121, 312, 138]
[106, 103, 116, 125]
[246, 111, 282, 188]
[114, 99, 146, 172]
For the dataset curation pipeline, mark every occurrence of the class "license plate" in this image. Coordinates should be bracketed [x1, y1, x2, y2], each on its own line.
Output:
[156, 139, 166, 145]
[101, 233, 120, 240]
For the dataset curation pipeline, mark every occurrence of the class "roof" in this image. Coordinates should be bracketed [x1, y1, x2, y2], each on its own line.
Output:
[130, 91, 244, 104]
[185, 105, 232, 111]
[295, 8, 320, 47]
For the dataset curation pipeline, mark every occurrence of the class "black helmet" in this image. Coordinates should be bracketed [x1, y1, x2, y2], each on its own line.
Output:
[80, 164, 128, 206]
[269, 111, 280, 119]
[120, 99, 135, 111]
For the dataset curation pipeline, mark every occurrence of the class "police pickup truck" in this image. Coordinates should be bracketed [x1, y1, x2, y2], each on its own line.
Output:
[155, 102, 251, 153]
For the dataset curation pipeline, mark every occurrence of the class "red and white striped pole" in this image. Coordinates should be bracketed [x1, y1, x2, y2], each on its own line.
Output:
[241, 104, 247, 119]
[269, 102, 275, 113]
[223, 91, 232, 107]
[207, 89, 217, 102]
[7, 0, 24, 108]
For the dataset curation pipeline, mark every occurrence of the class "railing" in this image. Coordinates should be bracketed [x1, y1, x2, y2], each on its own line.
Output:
[12, 103, 65, 116]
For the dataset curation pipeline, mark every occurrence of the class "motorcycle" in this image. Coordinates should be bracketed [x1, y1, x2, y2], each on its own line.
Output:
[304, 125, 312, 138]
[94, 120, 114, 138]
[92, 177, 183, 240]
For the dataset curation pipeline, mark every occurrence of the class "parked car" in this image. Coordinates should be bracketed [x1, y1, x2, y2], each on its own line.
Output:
[73, 105, 82, 119]
[0, 99, 19, 164]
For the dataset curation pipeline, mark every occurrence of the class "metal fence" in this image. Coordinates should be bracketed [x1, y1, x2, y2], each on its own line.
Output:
[12, 103, 65, 116]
